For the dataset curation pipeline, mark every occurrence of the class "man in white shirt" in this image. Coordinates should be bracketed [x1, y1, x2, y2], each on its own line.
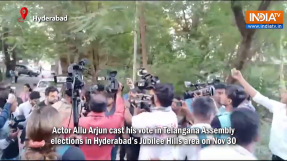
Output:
[124, 83, 178, 160]
[231, 69, 286, 160]
[175, 97, 216, 160]
[14, 91, 41, 119]
[199, 108, 259, 160]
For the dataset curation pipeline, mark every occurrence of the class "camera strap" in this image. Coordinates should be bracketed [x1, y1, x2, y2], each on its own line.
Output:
[150, 106, 172, 112]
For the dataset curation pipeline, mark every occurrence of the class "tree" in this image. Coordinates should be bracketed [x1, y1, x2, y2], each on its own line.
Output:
[227, 0, 271, 83]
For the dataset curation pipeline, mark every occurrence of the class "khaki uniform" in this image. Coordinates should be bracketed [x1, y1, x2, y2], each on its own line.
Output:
[52, 100, 73, 124]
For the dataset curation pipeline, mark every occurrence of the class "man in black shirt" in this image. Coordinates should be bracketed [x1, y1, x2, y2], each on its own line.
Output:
[38, 86, 59, 108]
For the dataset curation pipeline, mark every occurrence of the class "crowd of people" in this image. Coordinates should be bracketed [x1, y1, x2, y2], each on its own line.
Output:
[0, 69, 285, 160]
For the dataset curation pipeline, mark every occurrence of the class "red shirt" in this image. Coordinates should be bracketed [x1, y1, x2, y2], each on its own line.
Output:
[63, 96, 125, 160]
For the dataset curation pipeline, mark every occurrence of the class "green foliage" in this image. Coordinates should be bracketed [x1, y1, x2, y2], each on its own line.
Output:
[2, 1, 287, 159]
[0, 1, 286, 97]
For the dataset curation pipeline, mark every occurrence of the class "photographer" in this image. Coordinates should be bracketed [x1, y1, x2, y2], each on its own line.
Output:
[120, 88, 144, 160]
[171, 95, 193, 127]
[75, 83, 124, 160]
[124, 83, 177, 160]
[232, 69, 286, 160]
[0, 93, 19, 160]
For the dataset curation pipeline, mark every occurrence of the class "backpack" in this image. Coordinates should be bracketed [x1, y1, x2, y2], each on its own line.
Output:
[216, 112, 231, 140]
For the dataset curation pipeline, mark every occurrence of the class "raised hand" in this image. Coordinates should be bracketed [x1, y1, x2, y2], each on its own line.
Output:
[231, 68, 243, 80]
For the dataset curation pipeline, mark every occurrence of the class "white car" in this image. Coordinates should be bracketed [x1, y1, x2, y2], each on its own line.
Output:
[38, 70, 56, 79]
[34, 76, 67, 101]
[32, 67, 40, 74]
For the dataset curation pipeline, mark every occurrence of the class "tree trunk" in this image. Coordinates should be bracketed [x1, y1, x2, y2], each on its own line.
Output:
[91, 48, 99, 82]
[3, 27, 16, 77]
[59, 56, 69, 74]
[138, 2, 148, 70]
[279, 28, 286, 91]
[226, 0, 271, 83]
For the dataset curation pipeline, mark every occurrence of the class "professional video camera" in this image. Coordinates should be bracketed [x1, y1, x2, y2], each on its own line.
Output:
[183, 79, 220, 99]
[64, 59, 88, 147]
[97, 71, 120, 93]
[135, 68, 159, 90]
[66, 59, 87, 90]
[9, 115, 25, 131]
[129, 93, 153, 110]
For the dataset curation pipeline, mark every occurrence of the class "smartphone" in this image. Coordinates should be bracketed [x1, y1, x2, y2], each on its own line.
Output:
[176, 102, 182, 107]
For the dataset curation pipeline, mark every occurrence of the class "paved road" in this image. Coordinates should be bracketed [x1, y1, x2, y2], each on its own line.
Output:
[10, 70, 54, 95]
[12, 75, 40, 95]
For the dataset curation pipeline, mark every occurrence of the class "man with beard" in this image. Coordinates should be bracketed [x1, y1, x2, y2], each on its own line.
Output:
[38, 86, 59, 108]
[52, 88, 75, 125]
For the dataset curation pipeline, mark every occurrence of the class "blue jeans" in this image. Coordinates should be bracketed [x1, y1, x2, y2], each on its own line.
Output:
[111, 145, 118, 160]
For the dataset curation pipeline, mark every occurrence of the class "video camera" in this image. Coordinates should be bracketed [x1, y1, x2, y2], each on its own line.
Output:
[66, 59, 87, 90]
[65, 59, 88, 146]
[97, 71, 120, 93]
[183, 79, 220, 99]
[129, 93, 153, 110]
[9, 115, 25, 131]
[135, 68, 159, 90]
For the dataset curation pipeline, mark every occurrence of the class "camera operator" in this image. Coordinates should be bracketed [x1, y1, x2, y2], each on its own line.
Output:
[171, 95, 193, 127]
[124, 83, 177, 160]
[95, 84, 105, 94]
[119, 87, 144, 161]
[38, 86, 59, 108]
[71, 83, 124, 160]
[0, 93, 19, 160]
